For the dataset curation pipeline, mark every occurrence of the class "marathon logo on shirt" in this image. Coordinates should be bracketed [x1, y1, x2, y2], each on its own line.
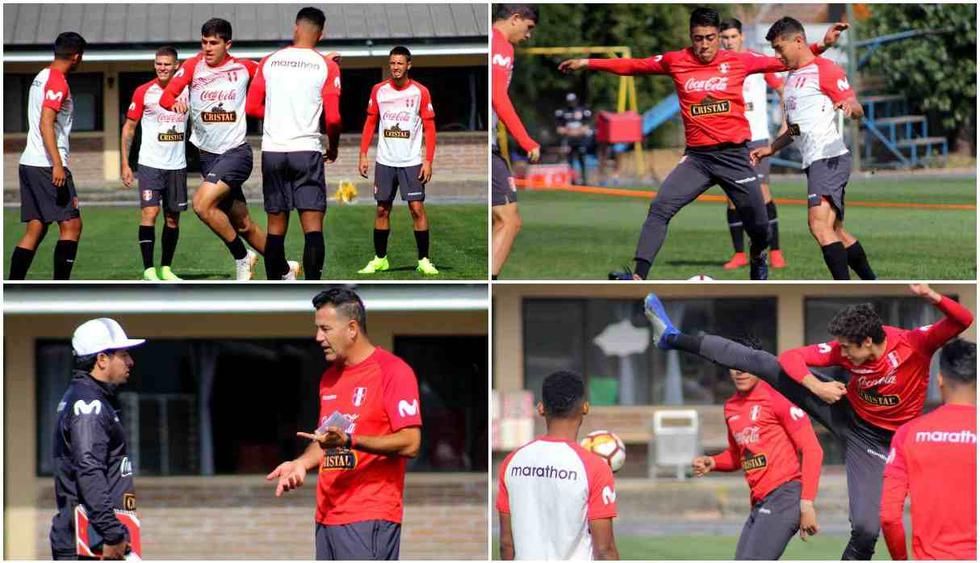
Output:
[157, 126, 185, 143]
[383, 123, 412, 139]
[914, 430, 977, 444]
[741, 449, 767, 472]
[321, 448, 358, 471]
[201, 103, 237, 123]
[690, 95, 731, 117]
[857, 387, 900, 407]
[269, 59, 320, 71]
[510, 464, 579, 480]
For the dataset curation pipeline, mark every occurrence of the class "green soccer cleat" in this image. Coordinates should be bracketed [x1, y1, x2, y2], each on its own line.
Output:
[158, 266, 182, 281]
[142, 267, 161, 281]
[358, 256, 389, 274]
[416, 258, 439, 275]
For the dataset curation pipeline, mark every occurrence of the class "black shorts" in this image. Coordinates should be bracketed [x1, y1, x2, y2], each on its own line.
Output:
[374, 163, 425, 202]
[137, 165, 188, 213]
[806, 152, 851, 220]
[262, 151, 327, 213]
[19, 164, 80, 223]
[199, 143, 252, 205]
[315, 521, 401, 560]
[491, 152, 517, 206]
[747, 139, 772, 184]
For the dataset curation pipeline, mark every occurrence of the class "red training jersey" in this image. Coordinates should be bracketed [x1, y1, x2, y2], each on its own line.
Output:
[778, 297, 974, 431]
[587, 45, 819, 147]
[491, 28, 539, 153]
[712, 381, 823, 505]
[880, 404, 977, 560]
[315, 347, 422, 525]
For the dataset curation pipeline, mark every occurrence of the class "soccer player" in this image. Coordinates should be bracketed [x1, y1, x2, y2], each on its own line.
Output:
[356, 46, 438, 276]
[266, 288, 422, 560]
[50, 318, 145, 560]
[160, 18, 294, 281]
[491, 4, 541, 280]
[560, 9, 845, 280]
[121, 46, 189, 281]
[643, 283, 973, 559]
[245, 7, 341, 281]
[692, 335, 823, 560]
[718, 18, 786, 270]
[9, 32, 86, 280]
[880, 338, 976, 560]
[750, 17, 874, 280]
[497, 371, 619, 560]
[555, 93, 593, 185]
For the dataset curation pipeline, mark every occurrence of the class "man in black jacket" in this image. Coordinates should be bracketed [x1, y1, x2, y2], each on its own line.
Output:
[50, 318, 145, 560]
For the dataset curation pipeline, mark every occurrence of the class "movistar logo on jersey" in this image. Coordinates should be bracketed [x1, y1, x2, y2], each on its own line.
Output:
[398, 399, 419, 417]
[46, 90, 64, 102]
[73, 400, 102, 416]
[510, 464, 579, 480]
[690, 95, 731, 117]
[602, 486, 616, 505]
[492, 54, 512, 68]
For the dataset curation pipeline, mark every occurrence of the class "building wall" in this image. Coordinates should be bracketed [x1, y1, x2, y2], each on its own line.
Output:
[4, 309, 487, 559]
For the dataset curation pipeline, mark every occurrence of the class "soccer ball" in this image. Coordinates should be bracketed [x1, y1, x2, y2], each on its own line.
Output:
[687, 274, 714, 281]
[580, 430, 626, 473]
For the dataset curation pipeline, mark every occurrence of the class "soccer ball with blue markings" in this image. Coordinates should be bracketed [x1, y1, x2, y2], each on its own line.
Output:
[580, 430, 626, 473]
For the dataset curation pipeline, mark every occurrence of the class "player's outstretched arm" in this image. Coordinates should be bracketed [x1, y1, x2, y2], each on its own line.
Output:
[778, 345, 848, 404]
[498, 512, 515, 560]
[562, 56, 667, 77]
[907, 284, 975, 352]
[589, 518, 620, 560]
[820, 22, 849, 52]
[298, 426, 421, 458]
[749, 126, 795, 166]
[266, 441, 321, 497]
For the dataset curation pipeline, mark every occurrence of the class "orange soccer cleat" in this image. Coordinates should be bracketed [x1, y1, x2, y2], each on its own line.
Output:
[723, 252, 748, 270]
[770, 249, 786, 269]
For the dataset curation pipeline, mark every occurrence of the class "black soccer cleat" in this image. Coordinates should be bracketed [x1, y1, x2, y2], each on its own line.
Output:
[608, 265, 636, 280]
[750, 253, 769, 280]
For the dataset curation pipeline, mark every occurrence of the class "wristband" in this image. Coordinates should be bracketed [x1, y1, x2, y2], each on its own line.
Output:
[345, 433, 354, 450]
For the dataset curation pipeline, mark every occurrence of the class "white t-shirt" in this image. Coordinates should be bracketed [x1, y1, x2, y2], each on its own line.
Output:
[20, 67, 73, 167]
[250, 47, 341, 152]
[366, 79, 435, 167]
[783, 57, 853, 168]
[497, 436, 618, 560]
[742, 50, 784, 142]
[126, 79, 188, 170]
[161, 53, 257, 154]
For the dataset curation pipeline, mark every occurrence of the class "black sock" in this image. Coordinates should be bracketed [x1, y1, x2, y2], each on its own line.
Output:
[225, 236, 247, 261]
[138, 225, 155, 269]
[161, 226, 179, 267]
[264, 234, 288, 279]
[9, 246, 36, 280]
[820, 242, 850, 280]
[374, 228, 390, 258]
[304, 231, 325, 280]
[766, 202, 780, 250]
[634, 258, 652, 279]
[726, 208, 744, 253]
[414, 229, 430, 260]
[666, 332, 702, 354]
[53, 240, 79, 280]
[846, 241, 876, 280]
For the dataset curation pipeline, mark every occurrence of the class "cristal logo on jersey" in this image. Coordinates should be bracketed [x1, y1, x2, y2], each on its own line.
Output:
[857, 387, 900, 407]
[383, 123, 411, 139]
[123, 492, 137, 511]
[73, 400, 102, 416]
[157, 126, 185, 143]
[352, 387, 367, 407]
[741, 448, 767, 472]
[690, 95, 731, 117]
[201, 103, 236, 123]
[321, 449, 358, 471]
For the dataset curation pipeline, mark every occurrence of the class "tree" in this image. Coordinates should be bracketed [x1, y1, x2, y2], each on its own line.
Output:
[862, 4, 976, 152]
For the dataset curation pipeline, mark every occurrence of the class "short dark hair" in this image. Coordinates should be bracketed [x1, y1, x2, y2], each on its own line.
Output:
[766, 17, 807, 42]
[155, 45, 178, 60]
[312, 288, 368, 333]
[201, 18, 233, 42]
[390, 46, 412, 61]
[689, 7, 720, 30]
[296, 7, 325, 31]
[720, 18, 742, 33]
[541, 370, 585, 418]
[940, 338, 976, 385]
[828, 303, 886, 345]
[54, 32, 86, 60]
[494, 4, 539, 23]
[733, 334, 765, 352]
[74, 349, 118, 373]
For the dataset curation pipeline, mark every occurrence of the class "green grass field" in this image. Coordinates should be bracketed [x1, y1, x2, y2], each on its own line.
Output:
[502, 177, 976, 280]
[493, 535, 890, 560]
[3, 203, 487, 280]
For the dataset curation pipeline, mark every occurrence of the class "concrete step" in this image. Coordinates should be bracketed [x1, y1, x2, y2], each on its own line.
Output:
[895, 136, 947, 147]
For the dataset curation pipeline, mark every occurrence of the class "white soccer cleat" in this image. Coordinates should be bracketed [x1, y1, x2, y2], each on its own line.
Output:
[235, 249, 258, 281]
[282, 260, 301, 281]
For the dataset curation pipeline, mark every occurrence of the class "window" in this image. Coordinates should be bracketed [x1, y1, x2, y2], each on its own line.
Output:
[4, 74, 31, 133]
[68, 73, 103, 132]
[408, 66, 487, 131]
[522, 297, 778, 406]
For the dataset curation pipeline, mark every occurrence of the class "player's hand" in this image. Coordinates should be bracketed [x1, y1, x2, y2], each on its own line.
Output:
[909, 283, 942, 304]
[324, 51, 341, 64]
[101, 540, 128, 560]
[808, 378, 847, 404]
[121, 165, 135, 188]
[266, 459, 307, 497]
[324, 146, 338, 164]
[834, 100, 854, 118]
[52, 163, 67, 188]
[691, 455, 715, 477]
[558, 59, 588, 73]
[799, 500, 819, 540]
[172, 100, 189, 114]
[749, 146, 773, 166]
[298, 426, 348, 449]
[822, 21, 849, 49]
[419, 161, 433, 184]
[358, 154, 370, 178]
[527, 146, 541, 164]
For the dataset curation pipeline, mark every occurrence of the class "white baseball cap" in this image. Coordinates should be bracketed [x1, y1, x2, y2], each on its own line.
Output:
[72, 318, 146, 356]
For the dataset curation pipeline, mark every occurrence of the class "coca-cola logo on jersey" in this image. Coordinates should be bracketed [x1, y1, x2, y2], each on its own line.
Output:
[200, 89, 238, 102]
[684, 76, 728, 92]
[382, 111, 413, 123]
[857, 373, 896, 389]
[733, 426, 760, 446]
[157, 112, 186, 125]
